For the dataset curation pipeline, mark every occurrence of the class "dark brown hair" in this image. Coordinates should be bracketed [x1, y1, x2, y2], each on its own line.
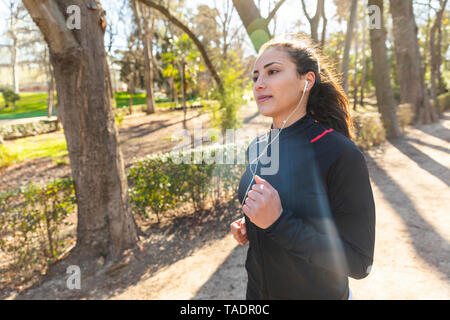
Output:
[258, 33, 354, 140]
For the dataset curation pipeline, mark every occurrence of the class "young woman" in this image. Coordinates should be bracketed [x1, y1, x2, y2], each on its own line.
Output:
[230, 34, 376, 300]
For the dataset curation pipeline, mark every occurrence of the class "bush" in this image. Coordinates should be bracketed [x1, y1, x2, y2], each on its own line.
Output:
[0, 88, 20, 109]
[352, 112, 386, 150]
[127, 143, 247, 222]
[0, 179, 76, 282]
[436, 92, 450, 113]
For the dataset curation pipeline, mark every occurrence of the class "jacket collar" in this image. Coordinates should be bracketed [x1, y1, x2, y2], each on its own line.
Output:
[269, 112, 315, 138]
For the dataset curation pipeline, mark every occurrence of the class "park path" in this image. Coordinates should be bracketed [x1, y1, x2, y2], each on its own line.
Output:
[111, 109, 450, 300]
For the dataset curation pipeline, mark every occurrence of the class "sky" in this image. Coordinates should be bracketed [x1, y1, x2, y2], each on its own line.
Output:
[99, 0, 341, 58]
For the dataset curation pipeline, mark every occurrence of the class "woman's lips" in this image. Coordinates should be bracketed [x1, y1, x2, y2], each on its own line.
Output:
[257, 95, 272, 103]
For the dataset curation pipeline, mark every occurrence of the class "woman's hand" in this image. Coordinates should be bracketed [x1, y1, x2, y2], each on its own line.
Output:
[243, 175, 282, 230]
[230, 216, 248, 245]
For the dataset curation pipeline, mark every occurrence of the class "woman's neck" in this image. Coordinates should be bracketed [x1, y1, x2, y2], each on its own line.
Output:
[272, 108, 307, 129]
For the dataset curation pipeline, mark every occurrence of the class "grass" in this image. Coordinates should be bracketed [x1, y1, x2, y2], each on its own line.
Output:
[115, 92, 148, 108]
[0, 92, 187, 120]
[0, 93, 57, 120]
[7, 133, 68, 161]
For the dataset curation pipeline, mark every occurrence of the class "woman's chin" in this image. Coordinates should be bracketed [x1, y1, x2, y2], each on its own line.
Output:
[257, 104, 276, 117]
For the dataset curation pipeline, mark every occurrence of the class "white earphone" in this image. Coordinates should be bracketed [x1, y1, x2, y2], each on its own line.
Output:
[241, 79, 310, 207]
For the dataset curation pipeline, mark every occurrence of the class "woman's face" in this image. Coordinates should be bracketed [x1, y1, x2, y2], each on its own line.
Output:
[252, 48, 306, 120]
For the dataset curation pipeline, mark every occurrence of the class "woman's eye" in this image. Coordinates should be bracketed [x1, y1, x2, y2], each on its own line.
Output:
[268, 69, 278, 75]
[252, 76, 258, 82]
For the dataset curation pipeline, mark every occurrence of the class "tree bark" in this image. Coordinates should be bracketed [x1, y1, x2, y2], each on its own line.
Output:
[389, 0, 437, 124]
[353, 21, 360, 111]
[430, 0, 448, 114]
[368, 0, 402, 138]
[341, 0, 358, 94]
[47, 66, 55, 118]
[133, 1, 156, 114]
[23, 0, 138, 263]
[359, 13, 368, 107]
[320, 1, 327, 48]
[181, 58, 187, 122]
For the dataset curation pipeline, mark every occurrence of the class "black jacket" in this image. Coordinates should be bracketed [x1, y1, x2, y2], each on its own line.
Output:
[237, 112, 376, 300]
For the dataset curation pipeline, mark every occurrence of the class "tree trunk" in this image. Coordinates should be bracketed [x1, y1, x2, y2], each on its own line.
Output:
[171, 76, 179, 107]
[105, 58, 116, 109]
[341, 0, 358, 94]
[359, 14, 368, 107]
[47, 67, 55, 118]
[128, 76, 135, 115]
[389, 0, 437, 124]
[232, 0, 271, 52]
[430, 0, 448, 114]
[353, 22, 360, 111]
[320, 1, 327, 48]
[181, 58, 187, 122]
[437, 8, 446, 95]
[23, 0, 138, 263]
[133, 1, 156, 114]
[368, 0, 402, 139]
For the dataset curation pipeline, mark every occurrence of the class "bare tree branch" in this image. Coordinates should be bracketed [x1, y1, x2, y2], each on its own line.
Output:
[136, 0, 223, 92]
[266, 0, 286, 22]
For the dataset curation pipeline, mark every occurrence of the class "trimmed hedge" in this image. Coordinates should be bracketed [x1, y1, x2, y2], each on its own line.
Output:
[0, 119, 59, 140]
[127, 143, 246, 222]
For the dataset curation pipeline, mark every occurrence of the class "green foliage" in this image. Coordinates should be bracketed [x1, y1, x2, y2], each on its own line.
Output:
[0, 144, 19, 169]
[0, 179, 76, 280]
[0, 88, 20, 109]
[127, 143, 246, 223]
[209, 53, 246, 134]
[162, 33, 205, 97]
[115, 112, 124, 127]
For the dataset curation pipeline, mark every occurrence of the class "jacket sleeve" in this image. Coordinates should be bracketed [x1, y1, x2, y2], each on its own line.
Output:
[264, 146, 376, 279]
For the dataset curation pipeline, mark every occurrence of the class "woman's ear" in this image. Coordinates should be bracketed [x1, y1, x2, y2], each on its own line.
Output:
[305, 71, 316, 90]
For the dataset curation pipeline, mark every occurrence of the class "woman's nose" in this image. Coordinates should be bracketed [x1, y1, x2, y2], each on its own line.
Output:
[254, 77, 266, 90]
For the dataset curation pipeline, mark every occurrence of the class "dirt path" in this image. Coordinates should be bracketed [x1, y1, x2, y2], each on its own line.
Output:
[3, 107, 450, 300]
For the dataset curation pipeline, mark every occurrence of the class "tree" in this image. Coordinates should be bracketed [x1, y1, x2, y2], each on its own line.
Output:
[301, 0, 326, 45]
[22, 0, 138, 265]
[340, 0, 358, 94]
[429, 0, 449, 114]
[232, 0, 286, 52]
[132, 0, 156, 114]
[368, 0, 402, 138]
[137, 0, 224, 92]
[162, 34, 205, 121]
[389, 0, 437, 124]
